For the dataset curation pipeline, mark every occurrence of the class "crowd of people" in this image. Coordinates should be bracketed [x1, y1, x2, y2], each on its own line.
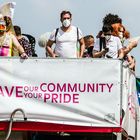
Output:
[0, 10, 138, 71]
[44, 11, 137, 71]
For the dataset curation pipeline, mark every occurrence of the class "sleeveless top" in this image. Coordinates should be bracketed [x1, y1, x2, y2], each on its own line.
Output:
[0, 33, 13, 56]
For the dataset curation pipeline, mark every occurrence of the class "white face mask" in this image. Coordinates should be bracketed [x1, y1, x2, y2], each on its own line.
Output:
[105, 35, 111, 41]
[63, 19, 71, 27]
[119, 32, 123, 39]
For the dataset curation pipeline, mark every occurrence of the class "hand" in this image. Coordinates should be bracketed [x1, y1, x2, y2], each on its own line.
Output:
[52, 53, 58, 58]
[104, 48, 109, 52]
[118, 55, 124, 60]
[129, 36, 140, 45]
[129, 40, 138, 48]
[79, 55, 83, 58]
[20, 52, 28, 59]
[102, 48, 109, 55]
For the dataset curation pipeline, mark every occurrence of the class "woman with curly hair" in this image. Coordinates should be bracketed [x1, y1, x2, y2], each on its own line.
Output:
[102, 13, 136, 71]
[103, 13, 138, 55]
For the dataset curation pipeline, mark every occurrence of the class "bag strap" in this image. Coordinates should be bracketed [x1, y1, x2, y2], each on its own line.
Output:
[102, 37, 106, 49]
[54, 28, 59, 43]
[76, 27, 80, 52]
[99, 37, 106, 51]
[99, 38, 102, 52]
[77, 27, 79, 42]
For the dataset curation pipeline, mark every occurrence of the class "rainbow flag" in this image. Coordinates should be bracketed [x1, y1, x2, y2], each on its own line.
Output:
[136, 77, 140, 106]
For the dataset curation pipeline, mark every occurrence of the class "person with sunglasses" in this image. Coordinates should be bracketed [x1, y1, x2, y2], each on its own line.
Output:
[0, 14, 28, 58]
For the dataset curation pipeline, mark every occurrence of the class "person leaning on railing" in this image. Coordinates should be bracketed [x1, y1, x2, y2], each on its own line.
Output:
[83, 35, 94, 58]
[46, 10, 85, 58]
[93, 25, 124, 59]
[14, 25, 33, 57]
[0, 14, 28, 58]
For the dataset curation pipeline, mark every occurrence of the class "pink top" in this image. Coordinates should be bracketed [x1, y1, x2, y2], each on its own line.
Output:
[0, 33, 12, 56]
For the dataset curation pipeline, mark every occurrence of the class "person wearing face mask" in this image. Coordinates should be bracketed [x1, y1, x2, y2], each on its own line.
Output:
[111, 23, 136, 71]
[93, 24, 124, 59]
[46, 10, 85, 58]
[0, 14, 28, 58]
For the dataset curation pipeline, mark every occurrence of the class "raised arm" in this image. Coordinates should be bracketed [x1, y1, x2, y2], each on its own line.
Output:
[123, 40, 138, 55]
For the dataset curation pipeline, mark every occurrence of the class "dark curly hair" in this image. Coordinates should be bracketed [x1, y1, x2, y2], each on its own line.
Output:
[103, 13, 122, 26]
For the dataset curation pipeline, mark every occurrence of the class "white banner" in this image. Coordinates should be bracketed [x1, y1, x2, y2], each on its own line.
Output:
[138, 107, 140, 140]
[122, 63, 139, 138]
[0, 58, 122, 127]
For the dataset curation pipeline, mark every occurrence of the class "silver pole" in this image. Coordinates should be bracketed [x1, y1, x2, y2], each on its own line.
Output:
[4, 108, 27, 140]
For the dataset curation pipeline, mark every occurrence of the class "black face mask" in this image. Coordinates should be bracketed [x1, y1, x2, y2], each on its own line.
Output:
[87, 46, 94, 54]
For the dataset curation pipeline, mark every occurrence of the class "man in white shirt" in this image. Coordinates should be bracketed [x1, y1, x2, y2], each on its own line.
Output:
[93, 25, 124, 59]
[46, 10, 85, 58]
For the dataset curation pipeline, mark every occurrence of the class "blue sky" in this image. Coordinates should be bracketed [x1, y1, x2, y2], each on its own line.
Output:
[1, 0, 140, 76]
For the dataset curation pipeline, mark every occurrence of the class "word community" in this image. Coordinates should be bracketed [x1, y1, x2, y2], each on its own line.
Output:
[0, 83, 114, 104]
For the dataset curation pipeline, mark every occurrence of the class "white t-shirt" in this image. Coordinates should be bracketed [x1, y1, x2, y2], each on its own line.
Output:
[94, 36, 123, 58]
[49, 26, 83, 58]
